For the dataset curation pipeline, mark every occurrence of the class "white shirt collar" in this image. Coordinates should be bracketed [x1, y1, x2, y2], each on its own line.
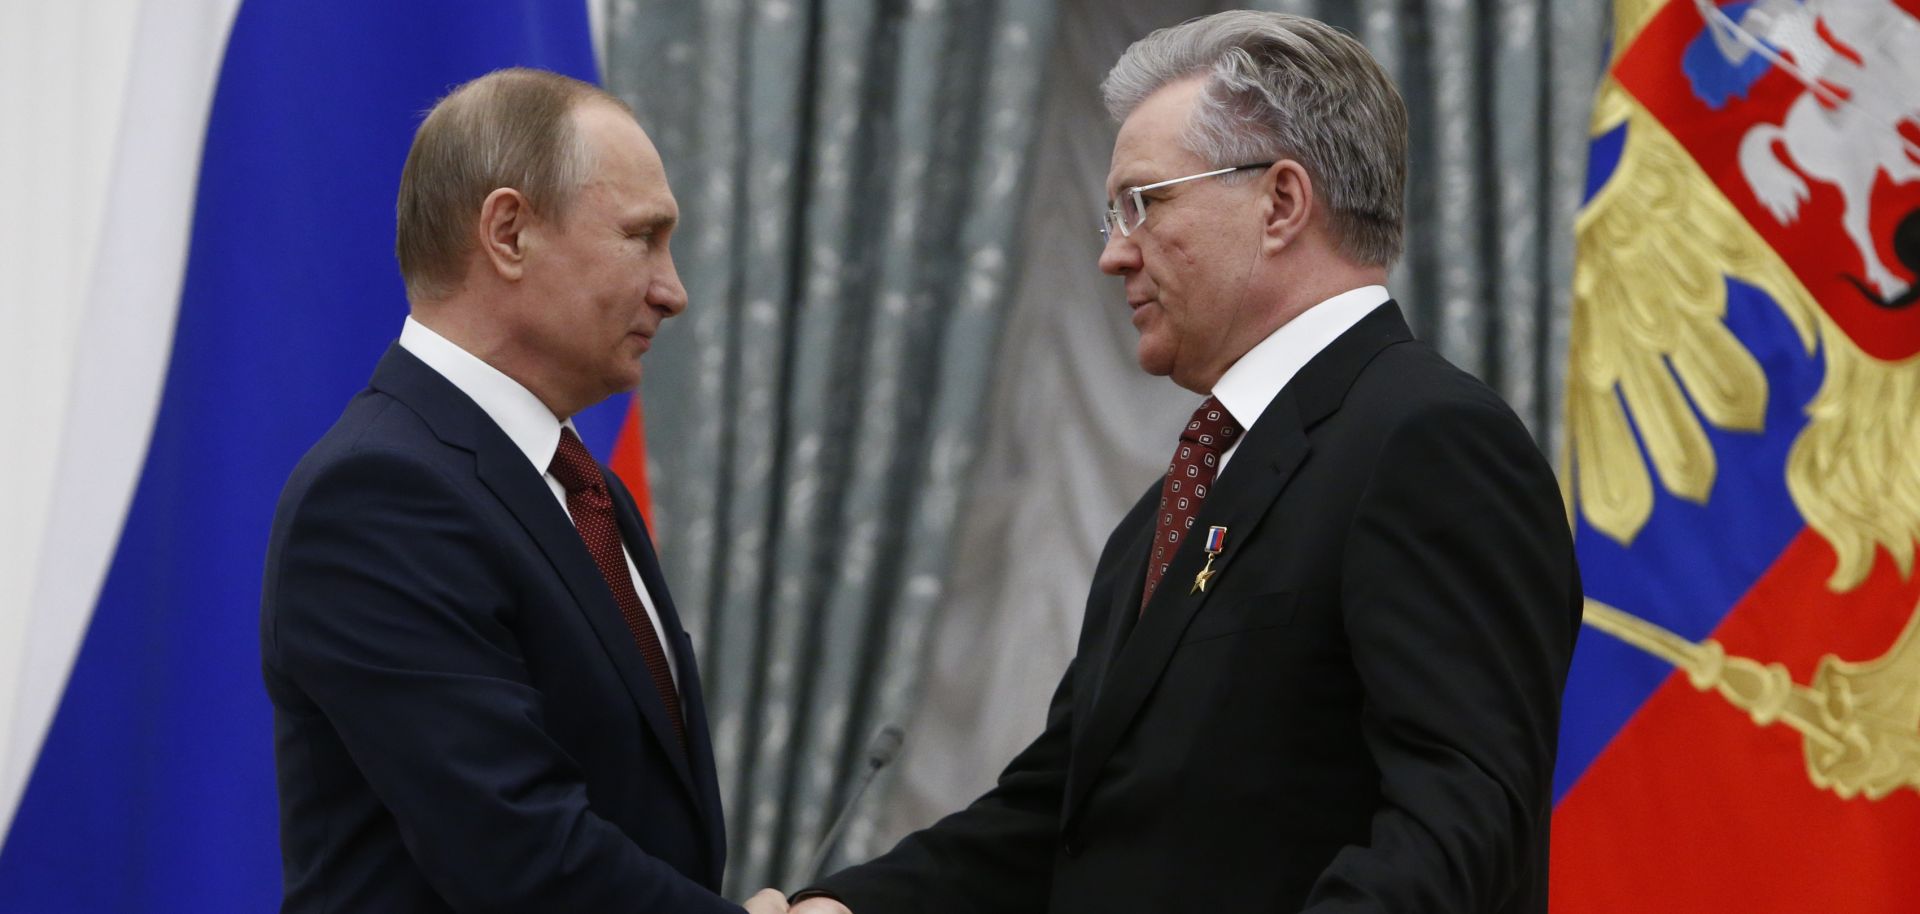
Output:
[398, 316, 572, 474]
[1210, 284, 1390, 433]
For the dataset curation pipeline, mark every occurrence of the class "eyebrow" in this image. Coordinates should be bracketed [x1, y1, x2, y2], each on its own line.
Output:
[624, 212, 678, 233]
[1119, 167, 1187, 194]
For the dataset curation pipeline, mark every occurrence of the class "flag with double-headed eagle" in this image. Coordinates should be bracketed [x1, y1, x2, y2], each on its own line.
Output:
[1555, 0, 1920, 909]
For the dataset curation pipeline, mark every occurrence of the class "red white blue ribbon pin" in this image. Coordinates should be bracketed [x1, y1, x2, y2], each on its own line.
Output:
[1191, 525, 1228, 594]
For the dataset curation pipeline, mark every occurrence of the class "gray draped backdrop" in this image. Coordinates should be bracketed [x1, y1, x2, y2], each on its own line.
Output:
[603, 0, 1608, 898]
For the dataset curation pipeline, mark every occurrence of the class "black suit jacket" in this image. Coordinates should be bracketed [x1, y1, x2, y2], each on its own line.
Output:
[812, 304, 1580, 912]
[261, 345, 742, 913]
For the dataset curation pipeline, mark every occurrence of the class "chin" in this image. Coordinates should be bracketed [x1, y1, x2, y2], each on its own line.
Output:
[1135, 342, 1175, 378]
[604, 364, 643, 395]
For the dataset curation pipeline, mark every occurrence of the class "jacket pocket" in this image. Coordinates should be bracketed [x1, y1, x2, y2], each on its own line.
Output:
[1178, 590, 1298, 645]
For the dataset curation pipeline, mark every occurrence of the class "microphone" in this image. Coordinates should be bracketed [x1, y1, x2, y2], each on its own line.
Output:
[803, 725, 906, 884]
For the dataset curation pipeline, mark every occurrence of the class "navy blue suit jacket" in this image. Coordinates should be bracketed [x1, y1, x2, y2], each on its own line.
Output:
[262, 344, 740, 913]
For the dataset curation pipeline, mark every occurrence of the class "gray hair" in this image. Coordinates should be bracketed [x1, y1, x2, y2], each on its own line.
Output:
[1102, 11, 1408, 266]
[395, 68, 630, 301]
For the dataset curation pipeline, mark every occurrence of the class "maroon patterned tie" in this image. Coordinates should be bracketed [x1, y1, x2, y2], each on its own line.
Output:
[1141, 396, 1243, 613]
[550, 427, 685, 750]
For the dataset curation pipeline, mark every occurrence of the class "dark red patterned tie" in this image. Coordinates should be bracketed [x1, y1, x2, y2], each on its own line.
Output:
[550, 427, 685, 750]
[1142, 396, 1243, 613]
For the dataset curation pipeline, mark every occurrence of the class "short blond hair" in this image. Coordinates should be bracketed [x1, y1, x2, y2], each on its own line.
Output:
[394, 68, 631, 300]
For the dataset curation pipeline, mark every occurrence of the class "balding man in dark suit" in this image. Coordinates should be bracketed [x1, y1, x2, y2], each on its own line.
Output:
[262, 68, 788, 914]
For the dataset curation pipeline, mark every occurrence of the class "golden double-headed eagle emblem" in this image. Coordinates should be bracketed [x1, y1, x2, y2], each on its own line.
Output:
[1567, 0, 1920, 800]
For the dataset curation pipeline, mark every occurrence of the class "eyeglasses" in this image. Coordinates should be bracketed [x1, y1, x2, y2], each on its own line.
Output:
[1099, 162, 1275, 244]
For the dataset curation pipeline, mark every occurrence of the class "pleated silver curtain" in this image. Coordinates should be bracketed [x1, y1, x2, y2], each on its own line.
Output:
[602, 0, 1059, 897]
[603, 0, 1610, 899]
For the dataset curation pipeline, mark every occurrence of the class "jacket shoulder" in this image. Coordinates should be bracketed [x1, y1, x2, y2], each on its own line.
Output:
[279, 390, 444, 495]
[1344, 339, 1534, 439]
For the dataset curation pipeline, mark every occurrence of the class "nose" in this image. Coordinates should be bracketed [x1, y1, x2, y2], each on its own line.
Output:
[1097, 230, 1140, 276]
[652, 254, 689, 316]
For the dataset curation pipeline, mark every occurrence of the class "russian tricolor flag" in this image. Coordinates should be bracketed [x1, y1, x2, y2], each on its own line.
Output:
[0, 3, 650, 908]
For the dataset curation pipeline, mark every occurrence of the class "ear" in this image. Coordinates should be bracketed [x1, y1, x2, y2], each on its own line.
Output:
[1259, 160, 1314, 256]
[477, 187, 534, 282]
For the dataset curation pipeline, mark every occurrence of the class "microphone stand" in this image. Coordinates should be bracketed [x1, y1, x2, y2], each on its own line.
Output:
[803, 725, 904, 884]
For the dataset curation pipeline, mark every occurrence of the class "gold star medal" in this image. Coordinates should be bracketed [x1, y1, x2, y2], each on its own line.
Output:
[1191, 526, 1228, 594]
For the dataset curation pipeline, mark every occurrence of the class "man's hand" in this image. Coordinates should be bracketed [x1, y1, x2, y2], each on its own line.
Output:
[743, 888, 789, 913]
[790, 898, 853, 914]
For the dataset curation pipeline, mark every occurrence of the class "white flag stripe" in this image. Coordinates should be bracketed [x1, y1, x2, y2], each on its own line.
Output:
[0, 0, 245, 840]
[0, 0, 145, 832]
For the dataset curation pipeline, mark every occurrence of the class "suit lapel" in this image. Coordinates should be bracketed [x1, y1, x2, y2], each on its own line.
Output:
[1060, 301, 1415, 829]
[478, 450, 701, 801]
[1063, 392, 1311, 827]
[607, 479, 728, 883]
[371, 346, 701, 802]
[1071, 497, 1154, 744]
[673, 638, 727, 888]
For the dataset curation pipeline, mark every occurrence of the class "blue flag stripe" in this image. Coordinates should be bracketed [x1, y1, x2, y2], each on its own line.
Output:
[0, 3, 609, 908]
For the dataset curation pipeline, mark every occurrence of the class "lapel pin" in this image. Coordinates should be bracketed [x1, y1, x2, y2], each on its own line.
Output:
[1191, 525, 1228, 594]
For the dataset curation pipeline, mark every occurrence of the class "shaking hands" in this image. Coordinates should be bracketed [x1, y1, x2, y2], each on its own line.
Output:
[743, 887, 790, 913]
[741, 888, 852, 914]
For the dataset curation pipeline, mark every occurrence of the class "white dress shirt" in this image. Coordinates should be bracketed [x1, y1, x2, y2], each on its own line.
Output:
[399, 316, 680, 689]
[1210, 285, 1391, 474]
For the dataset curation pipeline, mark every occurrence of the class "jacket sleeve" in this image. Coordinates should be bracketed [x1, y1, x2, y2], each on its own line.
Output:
[802, 655, 1081, 914]
[1301, 398, 1580, 912]
[264, 447, 745, 914]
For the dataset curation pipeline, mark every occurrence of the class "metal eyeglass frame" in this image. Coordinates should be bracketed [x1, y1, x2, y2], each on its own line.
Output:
[1099, 162, 1276, 244]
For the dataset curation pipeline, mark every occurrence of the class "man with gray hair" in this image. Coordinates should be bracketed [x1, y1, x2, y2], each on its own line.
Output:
[794, 11, 1578, 913]
[263, 68, 788, 913]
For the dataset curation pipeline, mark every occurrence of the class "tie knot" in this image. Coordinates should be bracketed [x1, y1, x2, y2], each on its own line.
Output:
[1181, 396, 1242, 448]
[549, 427, 605, 495]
